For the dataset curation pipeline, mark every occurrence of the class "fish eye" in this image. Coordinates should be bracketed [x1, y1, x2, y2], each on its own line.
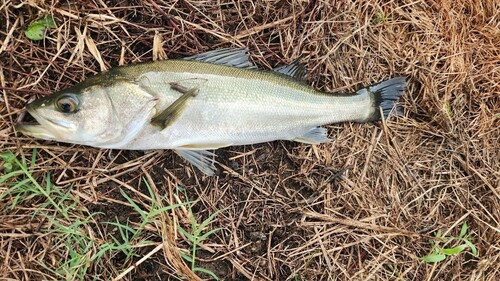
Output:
[56, 94, 79, 113]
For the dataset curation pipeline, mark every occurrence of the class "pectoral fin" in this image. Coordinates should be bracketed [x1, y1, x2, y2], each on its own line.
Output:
[175, 149, 217, 176]
[293, 127, 332, 144]
[151, 85, 198, 129]
[169, 82, 191, 94]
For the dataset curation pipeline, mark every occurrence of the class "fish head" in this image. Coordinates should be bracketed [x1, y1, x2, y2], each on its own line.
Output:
[16, 77, 157, 147]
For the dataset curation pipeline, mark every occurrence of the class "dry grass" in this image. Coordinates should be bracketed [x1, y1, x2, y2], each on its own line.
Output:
[1, 0, 499, 280]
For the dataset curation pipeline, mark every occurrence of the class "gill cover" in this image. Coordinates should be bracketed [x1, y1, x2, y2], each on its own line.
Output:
[16, 76, 158, 148]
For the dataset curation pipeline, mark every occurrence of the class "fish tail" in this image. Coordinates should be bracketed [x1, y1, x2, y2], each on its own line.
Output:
[359, 77, 406, 121]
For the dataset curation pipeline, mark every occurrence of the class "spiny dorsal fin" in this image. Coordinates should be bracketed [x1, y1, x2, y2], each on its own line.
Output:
[184, 48, 256, 68]
[273, 59, 307, 81]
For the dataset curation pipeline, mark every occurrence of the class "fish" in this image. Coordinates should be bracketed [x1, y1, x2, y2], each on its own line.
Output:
[15, 48, 406, 175]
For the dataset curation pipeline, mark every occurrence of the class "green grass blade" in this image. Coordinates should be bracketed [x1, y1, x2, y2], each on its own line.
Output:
[0, 170, 25, 183]
[198, 209, 224, 232]
[462, 239, 478, 256]
[30, 148, 37, 171]
[198, 228, 223, 242]
[441, 245, 467, 255]
[106, 221, 137, 236]
[193, 267, 219, 280]
[459, 222, 468, 238]
[178, 226, 195, 242]
[148, 203, 190, 217]
[180, 253, 193, 263]
[119, 189, 147, 218]
[419, 254, 446, 263]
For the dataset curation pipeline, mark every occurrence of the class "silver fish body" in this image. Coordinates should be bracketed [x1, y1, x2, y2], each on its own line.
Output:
[16, 48, 406, 175]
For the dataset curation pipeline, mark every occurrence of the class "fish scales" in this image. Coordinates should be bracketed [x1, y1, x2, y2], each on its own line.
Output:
[119, 61, 369, 149]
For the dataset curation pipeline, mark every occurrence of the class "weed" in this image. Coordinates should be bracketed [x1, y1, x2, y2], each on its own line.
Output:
[98, 182, 187, 261]
[1, 150, 185, 279]
[294, 274, 303, 281]
[373, 12, 392, 24]
[178, 198, 224, 280]
[1, 149, 100, 279]
[1, 149, 62, 211]
[24, 15, 56, 40]
[420, 222, 478, 263]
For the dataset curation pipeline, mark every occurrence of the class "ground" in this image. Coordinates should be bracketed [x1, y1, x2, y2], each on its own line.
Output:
[0, 1, 499, 280]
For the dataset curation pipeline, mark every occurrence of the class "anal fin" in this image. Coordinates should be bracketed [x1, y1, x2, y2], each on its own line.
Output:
[175, 149, 217, 176]
[293, 127, 332, 144]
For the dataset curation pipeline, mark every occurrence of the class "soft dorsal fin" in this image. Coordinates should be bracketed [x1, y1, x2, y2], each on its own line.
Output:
[184, 48, 256, 68]
[273, 59, 308, 81]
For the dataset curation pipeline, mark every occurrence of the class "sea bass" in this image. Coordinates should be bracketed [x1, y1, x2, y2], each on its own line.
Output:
[16, 48, 406, 175]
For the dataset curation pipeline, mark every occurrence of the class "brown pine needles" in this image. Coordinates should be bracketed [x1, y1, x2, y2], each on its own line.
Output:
[0, 1, 498, 280]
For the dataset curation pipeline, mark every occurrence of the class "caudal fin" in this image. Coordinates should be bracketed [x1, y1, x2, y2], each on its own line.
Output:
[358, 77, 406, 121]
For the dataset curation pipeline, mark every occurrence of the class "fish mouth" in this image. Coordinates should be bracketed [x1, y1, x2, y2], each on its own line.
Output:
[17, 109, 40, 126]
[15, 107, 72, 140]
